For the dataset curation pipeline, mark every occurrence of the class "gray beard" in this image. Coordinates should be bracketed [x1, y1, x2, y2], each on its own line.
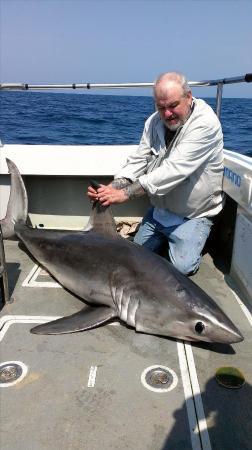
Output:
[164, 103, 193, 131]
[164, 121, 182, 131]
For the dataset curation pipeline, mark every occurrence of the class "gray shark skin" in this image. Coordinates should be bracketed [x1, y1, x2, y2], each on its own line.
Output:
[1, 158, 244, 344]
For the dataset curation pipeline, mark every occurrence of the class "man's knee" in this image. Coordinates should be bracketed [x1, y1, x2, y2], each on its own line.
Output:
[169, 252, 200, 276]
[134, 230, 166, 255]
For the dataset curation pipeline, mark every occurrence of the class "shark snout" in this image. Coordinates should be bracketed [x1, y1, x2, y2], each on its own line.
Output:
[208, 321, 244, 345]
[223, 327, 244, 344]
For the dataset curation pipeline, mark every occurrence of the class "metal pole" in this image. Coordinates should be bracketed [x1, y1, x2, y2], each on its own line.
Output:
[0, 73, 251, 91]
[0, 82, 154, 90]
[216, 83, 223, 119]
[0, 225, 11, 305]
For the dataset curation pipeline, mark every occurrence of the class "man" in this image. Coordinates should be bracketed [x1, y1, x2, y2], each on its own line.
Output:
[88, 72, 224, 275]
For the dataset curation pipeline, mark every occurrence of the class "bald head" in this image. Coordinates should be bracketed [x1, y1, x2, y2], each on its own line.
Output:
[154, 72, 191, 98]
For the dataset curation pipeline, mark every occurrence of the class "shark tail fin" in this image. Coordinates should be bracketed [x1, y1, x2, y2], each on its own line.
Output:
[0, 158, 28, 239]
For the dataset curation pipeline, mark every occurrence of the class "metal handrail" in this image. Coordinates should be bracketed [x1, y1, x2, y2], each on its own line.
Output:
[0, 73, 251, 118]
[1, 74, 252, 91]
[216, 83, 224, 119]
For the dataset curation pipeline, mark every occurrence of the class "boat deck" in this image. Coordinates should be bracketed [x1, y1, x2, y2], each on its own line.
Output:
[1, 240, 252, 450]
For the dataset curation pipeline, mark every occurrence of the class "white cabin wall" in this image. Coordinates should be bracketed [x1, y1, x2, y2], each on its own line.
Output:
[231, 208, 252, 302]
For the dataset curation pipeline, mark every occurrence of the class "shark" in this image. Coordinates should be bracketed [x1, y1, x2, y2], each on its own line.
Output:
[0, 158, 243, 344]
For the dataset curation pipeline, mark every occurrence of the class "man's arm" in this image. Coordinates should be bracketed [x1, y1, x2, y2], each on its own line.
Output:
[112, 178, 145, 199]
[111, 178, 132, 189]
[122, 181, 146, 200]
[87, 180, 146, 206]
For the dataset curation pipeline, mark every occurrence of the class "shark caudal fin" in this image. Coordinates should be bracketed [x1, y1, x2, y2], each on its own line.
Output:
[0, 159, 28, 239]
[84, 179, 118, 237]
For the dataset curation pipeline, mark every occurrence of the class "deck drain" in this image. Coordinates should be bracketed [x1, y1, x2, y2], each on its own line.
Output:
[0, 361, 28, 387]
[141, 365, 178, 393]
[215, 366, 245, 389]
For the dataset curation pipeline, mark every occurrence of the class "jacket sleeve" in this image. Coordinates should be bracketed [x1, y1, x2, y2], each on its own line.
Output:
[115, 116, 154, 182]
[139, 121, 222, 196]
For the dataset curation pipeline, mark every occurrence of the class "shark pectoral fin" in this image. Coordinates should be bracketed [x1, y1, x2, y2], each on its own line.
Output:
[30, 305, 117, 335]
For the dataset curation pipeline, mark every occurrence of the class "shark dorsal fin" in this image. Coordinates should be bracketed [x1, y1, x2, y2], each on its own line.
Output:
[84, 180, 118, 238]
[87, 201, 118, 237]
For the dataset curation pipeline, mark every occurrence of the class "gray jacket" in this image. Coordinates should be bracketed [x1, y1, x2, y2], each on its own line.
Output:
[115, 98, 225, 218]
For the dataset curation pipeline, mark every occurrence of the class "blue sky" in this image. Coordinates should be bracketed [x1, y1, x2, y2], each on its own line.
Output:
[1, 0, 252, 97]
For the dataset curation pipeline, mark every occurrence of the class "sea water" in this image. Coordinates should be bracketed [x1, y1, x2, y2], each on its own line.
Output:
[0, 92, 251, 156]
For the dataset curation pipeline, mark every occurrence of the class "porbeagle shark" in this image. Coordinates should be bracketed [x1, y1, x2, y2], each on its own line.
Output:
[0, 159, 243, 344]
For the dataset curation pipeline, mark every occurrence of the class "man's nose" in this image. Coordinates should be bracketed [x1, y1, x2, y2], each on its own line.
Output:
[164, 108, 173, 118]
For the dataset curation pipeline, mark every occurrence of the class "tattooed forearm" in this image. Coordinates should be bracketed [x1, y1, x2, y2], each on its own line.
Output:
[123, 181, 146, 199]
[111, 178, 132, 189]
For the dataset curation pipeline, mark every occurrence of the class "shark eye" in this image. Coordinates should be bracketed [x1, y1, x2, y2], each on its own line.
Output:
[195, 321, 205, 335]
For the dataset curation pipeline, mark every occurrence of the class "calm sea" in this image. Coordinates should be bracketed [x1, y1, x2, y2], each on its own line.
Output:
[0, 92, 251, 156]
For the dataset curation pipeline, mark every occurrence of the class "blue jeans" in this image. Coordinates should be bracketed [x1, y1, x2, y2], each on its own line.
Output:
[134, 208, 213, 275]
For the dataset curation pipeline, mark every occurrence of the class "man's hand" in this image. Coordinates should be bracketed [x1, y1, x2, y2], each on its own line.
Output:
[87, 185, 100, 202]
[87, 184, 129, 206]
